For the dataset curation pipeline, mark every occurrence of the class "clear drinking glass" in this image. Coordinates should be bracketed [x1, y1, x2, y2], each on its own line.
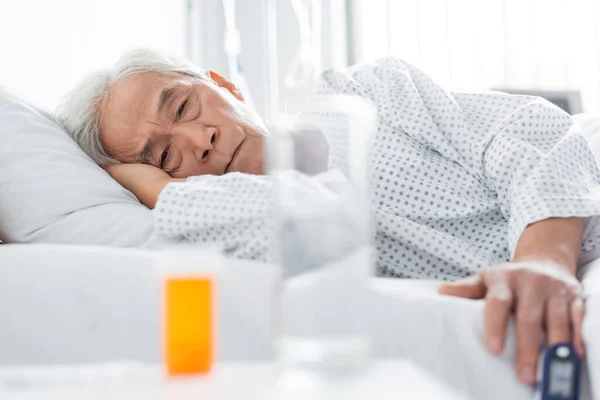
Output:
[268, 95, 378, 385]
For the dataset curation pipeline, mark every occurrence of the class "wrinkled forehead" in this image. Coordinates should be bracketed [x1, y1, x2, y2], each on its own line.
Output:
[102, 72, 183, 132]
[99, 72, 190, 160]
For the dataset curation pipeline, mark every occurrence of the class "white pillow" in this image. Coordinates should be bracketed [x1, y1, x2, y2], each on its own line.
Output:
[0, 86, 160, 247]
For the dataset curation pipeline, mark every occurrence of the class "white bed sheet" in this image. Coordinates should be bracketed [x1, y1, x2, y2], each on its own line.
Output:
[0, 244, 598, 400]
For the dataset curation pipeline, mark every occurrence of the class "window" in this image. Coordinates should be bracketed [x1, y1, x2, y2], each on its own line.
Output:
[352, 0, 600, 112]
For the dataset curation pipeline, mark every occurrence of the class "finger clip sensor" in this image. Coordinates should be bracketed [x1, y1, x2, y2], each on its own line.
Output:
[535, 343, 581, 400]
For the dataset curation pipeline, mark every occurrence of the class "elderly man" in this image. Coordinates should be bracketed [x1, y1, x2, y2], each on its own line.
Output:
[57, 48, 600, 385]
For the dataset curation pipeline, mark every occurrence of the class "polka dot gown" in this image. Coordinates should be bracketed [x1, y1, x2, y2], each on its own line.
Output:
[154, 57, 600, 281]
[155, 173, 274, 261]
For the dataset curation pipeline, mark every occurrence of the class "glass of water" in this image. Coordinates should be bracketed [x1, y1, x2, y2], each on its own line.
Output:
[268, 95, 378, 384]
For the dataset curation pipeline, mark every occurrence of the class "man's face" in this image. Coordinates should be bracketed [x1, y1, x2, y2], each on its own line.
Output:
[100, 71, 267, 177]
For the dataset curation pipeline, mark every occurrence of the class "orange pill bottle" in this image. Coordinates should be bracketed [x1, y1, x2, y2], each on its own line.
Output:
[159, 249, 219, 377]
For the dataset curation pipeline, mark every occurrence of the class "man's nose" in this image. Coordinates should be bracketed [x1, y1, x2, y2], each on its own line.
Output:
[176, 125, 218, 160]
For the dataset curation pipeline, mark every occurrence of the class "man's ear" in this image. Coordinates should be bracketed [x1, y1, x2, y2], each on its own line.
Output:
[208, 70, 245, 102]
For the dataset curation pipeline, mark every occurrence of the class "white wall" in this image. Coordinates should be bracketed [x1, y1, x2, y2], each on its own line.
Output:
[0, 0, 186, 110]
[352, 0, 600, 112]
[0, 0, 346, 116]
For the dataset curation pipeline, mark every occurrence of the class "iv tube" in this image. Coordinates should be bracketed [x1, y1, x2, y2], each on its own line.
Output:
[221, 0, 256, 110]
[284, 0, 322, 89]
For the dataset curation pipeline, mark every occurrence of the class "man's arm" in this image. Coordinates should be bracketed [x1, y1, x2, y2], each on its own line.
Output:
[510, 217, 586, 365]
[513, 217, 584, 273]
[310, 56, 598, 384]
[105, 162, 275, 262]
[105, 163, 185, 209]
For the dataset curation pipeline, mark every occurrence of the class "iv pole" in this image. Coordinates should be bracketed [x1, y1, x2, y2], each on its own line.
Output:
[265, 0, 280, 121]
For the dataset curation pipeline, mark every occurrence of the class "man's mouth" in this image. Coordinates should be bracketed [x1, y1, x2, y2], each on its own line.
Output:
[224, 138, 246, 174]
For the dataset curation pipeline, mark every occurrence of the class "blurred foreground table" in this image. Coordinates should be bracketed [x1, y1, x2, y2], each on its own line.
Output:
[0, 360, 470, 400]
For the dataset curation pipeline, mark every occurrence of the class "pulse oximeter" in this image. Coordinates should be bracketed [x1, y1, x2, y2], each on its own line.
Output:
[535, 343, 581, 400]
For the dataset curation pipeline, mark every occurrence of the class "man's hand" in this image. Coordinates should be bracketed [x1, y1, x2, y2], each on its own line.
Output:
[105, 163, 183, 208]
[439, 217, 586, 386]
[439, 263, 585, 385]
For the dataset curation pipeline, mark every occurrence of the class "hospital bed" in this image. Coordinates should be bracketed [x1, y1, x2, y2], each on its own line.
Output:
[0, 243, 599, 400]
[3, 87, 600, 398]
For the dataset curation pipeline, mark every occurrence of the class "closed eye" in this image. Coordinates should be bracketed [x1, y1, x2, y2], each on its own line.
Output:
[177, 99, 188, 120]
[160, 145, 170, 169]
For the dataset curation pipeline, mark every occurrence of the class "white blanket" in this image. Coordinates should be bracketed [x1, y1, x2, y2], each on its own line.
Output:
[0, 244, 598, 399]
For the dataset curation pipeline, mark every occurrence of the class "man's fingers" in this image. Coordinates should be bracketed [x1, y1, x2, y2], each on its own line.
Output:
[438, 275, 486, 299]
[515, 298, 544, 385]
[545, 294, 570, 346]
[571, 297, 586, 359]
[484, 282, 513, 355]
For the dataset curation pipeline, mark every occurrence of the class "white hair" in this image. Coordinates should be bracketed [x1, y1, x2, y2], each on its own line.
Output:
[56, 48, 208, 165]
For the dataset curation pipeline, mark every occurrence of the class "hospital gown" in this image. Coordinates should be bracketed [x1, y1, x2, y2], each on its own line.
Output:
[154, 57, 600, 280]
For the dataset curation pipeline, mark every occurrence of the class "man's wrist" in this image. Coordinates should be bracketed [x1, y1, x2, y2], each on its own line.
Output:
[512, 252, 577, 275]
[513, 217, 584, 276]
[145, 177, 186, 209]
